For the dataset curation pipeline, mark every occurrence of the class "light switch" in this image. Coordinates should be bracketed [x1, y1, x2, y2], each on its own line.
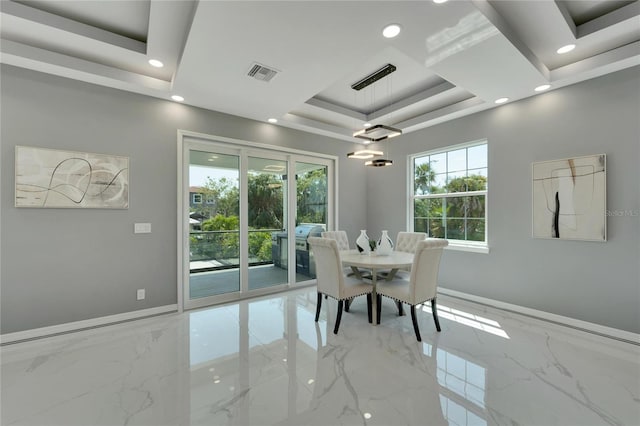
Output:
[134, 223, 151, 234]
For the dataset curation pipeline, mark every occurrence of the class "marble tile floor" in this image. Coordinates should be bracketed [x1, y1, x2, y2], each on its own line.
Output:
[1, 287, 639, 426]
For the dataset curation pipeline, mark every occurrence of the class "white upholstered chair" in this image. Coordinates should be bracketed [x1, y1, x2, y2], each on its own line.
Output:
[377, 231, 427, 284]
[308, 237, 373, 334]
[322, 230, 359, 280]
[321, 230, 351, 251]
[387, 231, 427, 280]
[376, 239, 448, 341]
[395, 232, 427, 254]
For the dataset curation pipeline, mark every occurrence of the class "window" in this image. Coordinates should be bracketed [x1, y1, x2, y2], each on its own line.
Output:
[410, 140, 487, 251]
[192, 193, 203, 204]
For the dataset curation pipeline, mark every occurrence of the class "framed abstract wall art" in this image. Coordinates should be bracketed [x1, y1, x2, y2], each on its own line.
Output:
[15, 146, 129, 208]
[532, 154, 606, 241]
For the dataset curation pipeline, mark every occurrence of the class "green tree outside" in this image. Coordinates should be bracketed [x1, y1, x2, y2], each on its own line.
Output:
[191, 167, 328, 263]
[414, 172, 487, 242]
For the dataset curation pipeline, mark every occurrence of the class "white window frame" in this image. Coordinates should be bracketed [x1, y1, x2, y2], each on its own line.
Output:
[192, 193, 203, 204]
[408, 139, 489, 254]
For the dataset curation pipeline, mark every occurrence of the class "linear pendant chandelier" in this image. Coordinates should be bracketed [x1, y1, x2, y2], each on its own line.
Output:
[351, 64, 402, 143]
[349, 64, 401, 165]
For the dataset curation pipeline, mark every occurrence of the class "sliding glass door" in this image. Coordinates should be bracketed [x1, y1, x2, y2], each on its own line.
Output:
[181, 135, 335, 310]
[247, 156, 288, 291]
[188, 150, 240, 299]
[295, 161, 328, 283]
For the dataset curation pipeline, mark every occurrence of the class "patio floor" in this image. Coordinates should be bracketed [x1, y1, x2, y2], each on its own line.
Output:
[189, 264, 314, 299]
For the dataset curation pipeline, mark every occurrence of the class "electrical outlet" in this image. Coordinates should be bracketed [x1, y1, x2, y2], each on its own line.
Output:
[137, 289, 145, 300]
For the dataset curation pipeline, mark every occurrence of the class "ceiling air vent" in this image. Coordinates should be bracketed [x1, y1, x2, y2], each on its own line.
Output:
[247, 62, 279, 82]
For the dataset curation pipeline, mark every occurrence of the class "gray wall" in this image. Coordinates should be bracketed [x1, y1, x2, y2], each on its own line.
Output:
[2, 64, 638, 336]
[0, 65, 368, 334]
[366, 66, 640, 334]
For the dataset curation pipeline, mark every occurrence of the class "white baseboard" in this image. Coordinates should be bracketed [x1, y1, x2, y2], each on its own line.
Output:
[437, 288, 640, 345]
[1, 304, 178, 345]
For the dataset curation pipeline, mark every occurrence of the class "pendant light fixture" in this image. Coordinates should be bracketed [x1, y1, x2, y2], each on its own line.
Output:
[365, 158, 393, 167]
[350, 64, 402, 144]
[346, 149, 384, 159]
[347, 63, 401, 166]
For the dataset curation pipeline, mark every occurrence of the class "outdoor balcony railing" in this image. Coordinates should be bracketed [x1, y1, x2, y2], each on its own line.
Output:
[190, 228, 281, 273]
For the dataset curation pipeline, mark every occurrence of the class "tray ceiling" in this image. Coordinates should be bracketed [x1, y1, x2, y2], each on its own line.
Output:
[2, 0, 638, 143]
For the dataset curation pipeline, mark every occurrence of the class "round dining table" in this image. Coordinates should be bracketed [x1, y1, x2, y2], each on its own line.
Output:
[340, 250, 414, 325]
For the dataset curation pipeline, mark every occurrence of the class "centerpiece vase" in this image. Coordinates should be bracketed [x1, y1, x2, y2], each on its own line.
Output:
[376, 230, 394, 256]
[355, 230, 371, 255]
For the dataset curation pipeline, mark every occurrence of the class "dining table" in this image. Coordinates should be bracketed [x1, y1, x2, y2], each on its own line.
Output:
[340, 249, 414, 325]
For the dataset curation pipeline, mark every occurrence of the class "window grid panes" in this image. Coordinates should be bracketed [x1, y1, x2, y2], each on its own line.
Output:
[412, 142, 487, 245]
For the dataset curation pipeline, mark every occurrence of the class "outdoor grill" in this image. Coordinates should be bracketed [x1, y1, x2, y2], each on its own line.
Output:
[272, 224, 325, 277]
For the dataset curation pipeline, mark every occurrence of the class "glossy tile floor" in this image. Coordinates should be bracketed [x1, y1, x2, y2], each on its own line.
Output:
[2, 287, 639, 426]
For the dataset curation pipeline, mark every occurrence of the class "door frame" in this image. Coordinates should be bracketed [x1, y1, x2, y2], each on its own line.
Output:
[177, 130, 338, 312]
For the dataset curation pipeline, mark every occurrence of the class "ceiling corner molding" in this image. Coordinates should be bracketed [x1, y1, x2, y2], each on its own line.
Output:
[281, 113, 357, 142]
[396, 97, 486, 132]
[366, 81, 457, 122]
[305, 98, 366, 121]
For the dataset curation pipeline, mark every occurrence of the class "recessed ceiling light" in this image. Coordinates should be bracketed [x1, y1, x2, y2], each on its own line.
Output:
[556, 44, 575, 54]
[363, 122, 372, 128]
[268, 118, 278, 123]
[148, 59, 164, 68]
[382, 24, 401, 39]
[171, 95, 184, 102]
[433, 0, 449, 3]
[535, 84, 551, 92]
[495, 97, 509, 104]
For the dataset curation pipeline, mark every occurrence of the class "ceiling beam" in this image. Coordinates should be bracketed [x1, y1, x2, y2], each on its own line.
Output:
[550, 40, 640, 84]
[577, 2, 640, 39]
[0, 39, 170, 91]
[0, 0, 146, 53]
[472, 0, 550, 80]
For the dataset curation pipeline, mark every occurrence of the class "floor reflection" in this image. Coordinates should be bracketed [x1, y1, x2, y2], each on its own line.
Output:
[424, 341, 488, 425]
[2, 287, 638, 426]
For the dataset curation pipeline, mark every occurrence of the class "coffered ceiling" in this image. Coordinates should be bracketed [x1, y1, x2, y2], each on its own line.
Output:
[2, 0, 639, 143]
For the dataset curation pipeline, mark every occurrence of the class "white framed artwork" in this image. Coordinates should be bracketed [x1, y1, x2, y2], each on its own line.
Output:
[532, 154, 606, 241]
[15, 146, 129, 209]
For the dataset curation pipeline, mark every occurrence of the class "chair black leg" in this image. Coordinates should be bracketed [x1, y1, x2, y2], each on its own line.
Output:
[334, 300, 344, 334]
[376, 294, 382, 325]
[315, 292, 322, 322]
[396, 301, 404, 316]
[345, 299, 350, 312]
[431, 298, 441, 332]
[410, 305, 422, 342]
[366, 294, 372, 323]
